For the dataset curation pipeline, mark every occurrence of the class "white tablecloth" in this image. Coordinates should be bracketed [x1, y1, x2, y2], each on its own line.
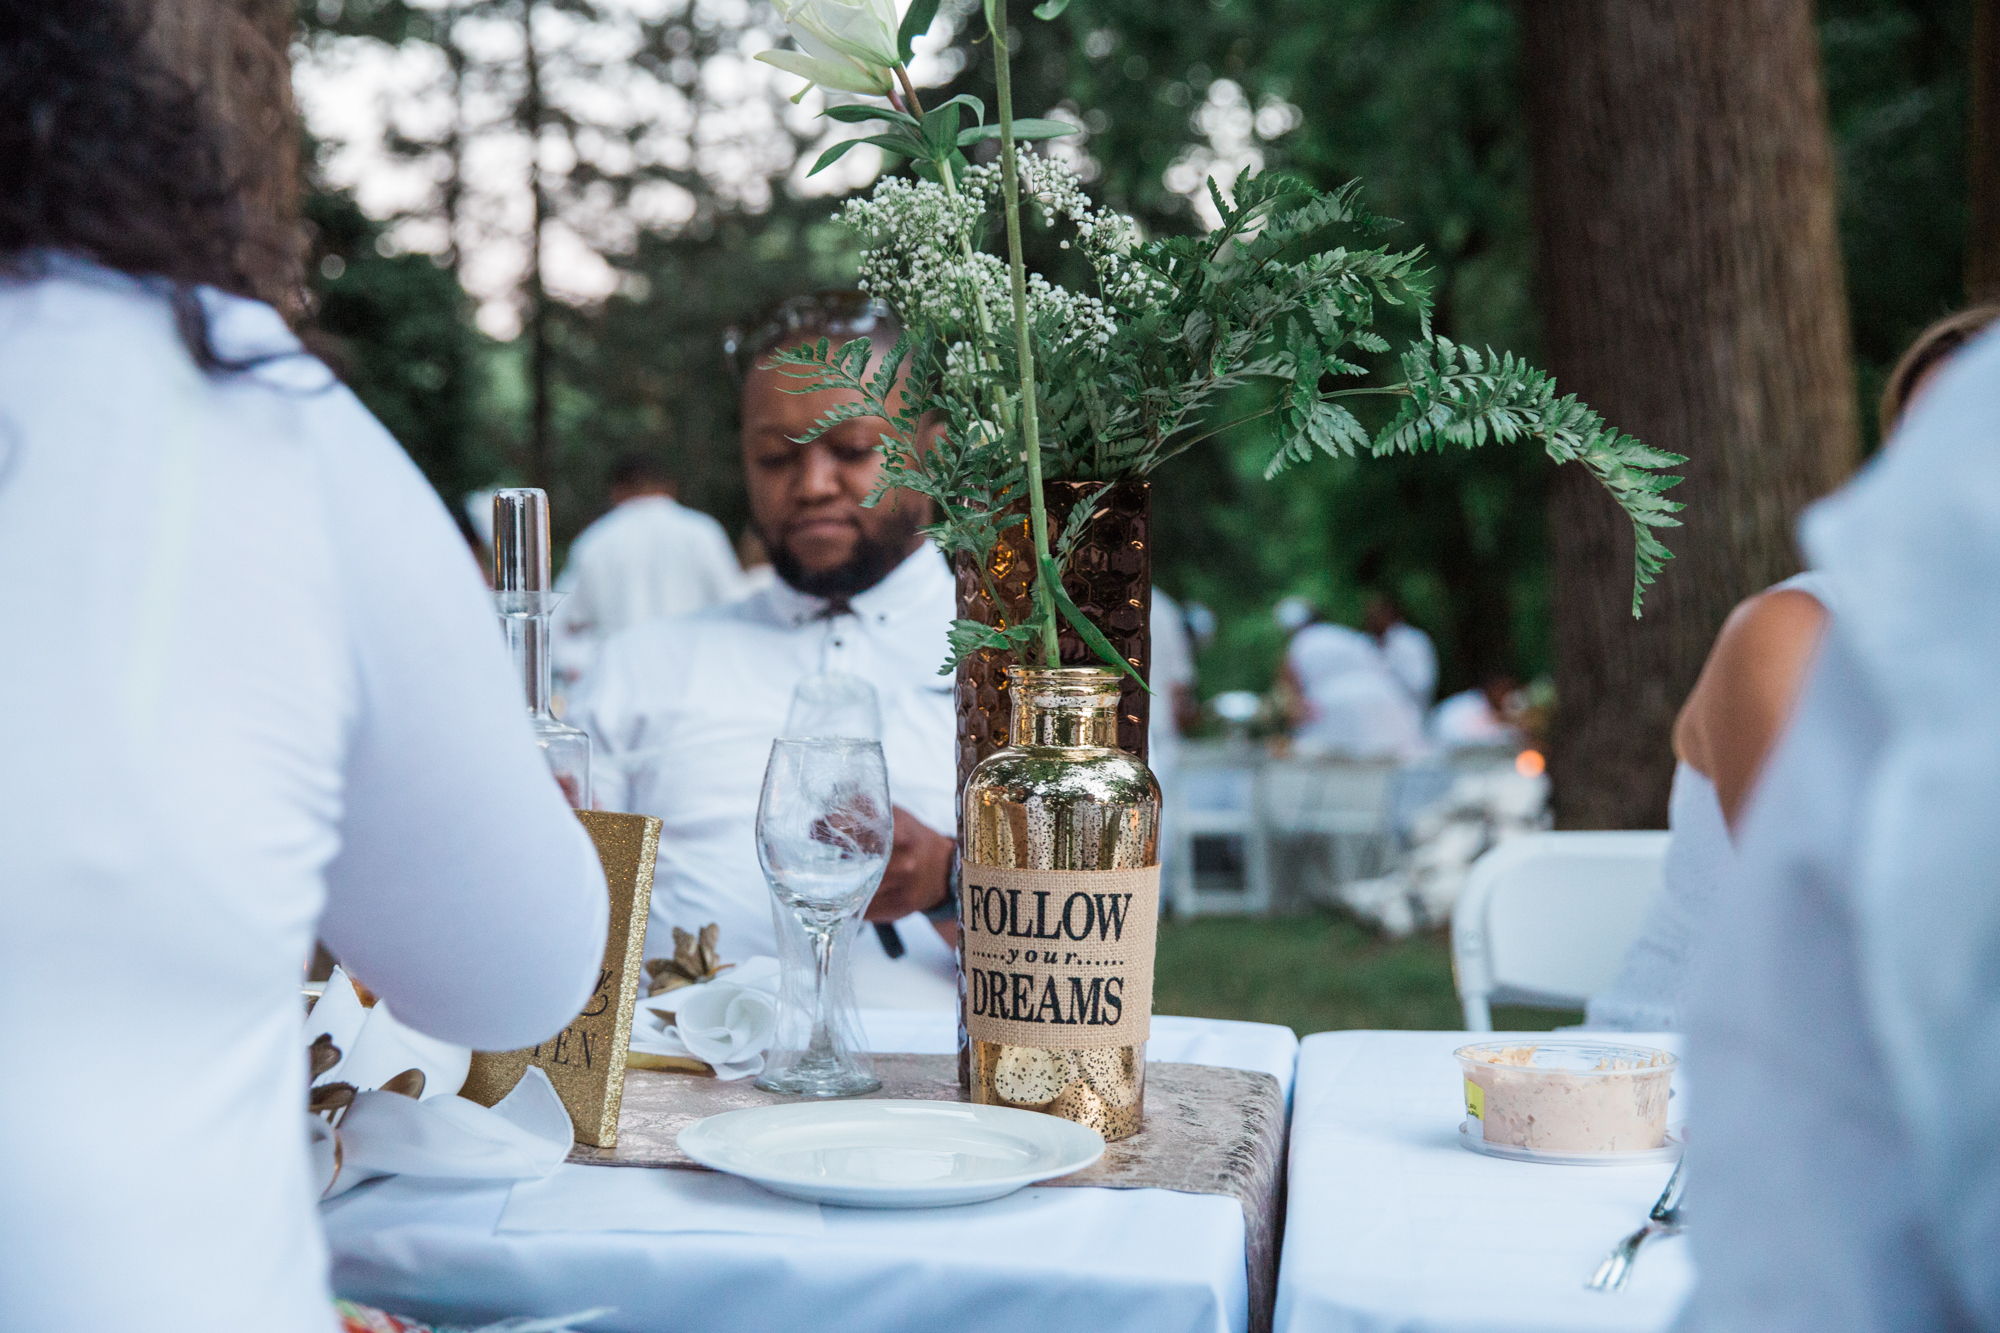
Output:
[1275, 1031, 1693, 1333]
[324, 1011, 1298, 1333]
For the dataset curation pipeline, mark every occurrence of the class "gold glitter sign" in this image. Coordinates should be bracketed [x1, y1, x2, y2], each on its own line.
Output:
[460, 811, 658, 1147]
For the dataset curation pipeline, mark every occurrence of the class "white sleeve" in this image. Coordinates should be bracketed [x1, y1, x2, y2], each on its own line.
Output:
[311, 398, 609, 1052]
[1383, 625, 1437, 704]
[1801, 330, 2000, 1317]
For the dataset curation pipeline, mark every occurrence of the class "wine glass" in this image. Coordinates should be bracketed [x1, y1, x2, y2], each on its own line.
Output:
[781, 671, 882, 742]
[753, 737, 891, 1096]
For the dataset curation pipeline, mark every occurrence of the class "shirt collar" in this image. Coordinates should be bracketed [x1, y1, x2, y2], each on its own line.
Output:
[763, 541, 952, 628]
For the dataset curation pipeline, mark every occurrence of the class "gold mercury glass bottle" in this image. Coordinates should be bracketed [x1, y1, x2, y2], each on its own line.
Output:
[961, 666, 1161, 1141]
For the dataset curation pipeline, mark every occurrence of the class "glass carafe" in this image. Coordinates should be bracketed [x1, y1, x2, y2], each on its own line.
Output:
[492, 488, 590, 808]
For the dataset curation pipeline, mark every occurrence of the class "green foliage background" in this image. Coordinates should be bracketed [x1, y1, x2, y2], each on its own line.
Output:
[302, 0, 1973, 701]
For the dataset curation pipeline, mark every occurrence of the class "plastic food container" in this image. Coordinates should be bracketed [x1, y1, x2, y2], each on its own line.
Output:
[1454, 1041, 1678, 1165]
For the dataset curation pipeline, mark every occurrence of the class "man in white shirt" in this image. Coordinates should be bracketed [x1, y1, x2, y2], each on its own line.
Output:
[552, 454, 745, 690]
[573, 295, 959, 1007]
[1430, 675, 1523, 750]
[1363, 592, 1439, 708]
[1280, 609, 1425, 759]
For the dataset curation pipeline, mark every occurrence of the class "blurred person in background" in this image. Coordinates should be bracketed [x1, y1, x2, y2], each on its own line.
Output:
[1148, 587, 1199, 779]
[1364, 591, 1438, 708]
[1678, 313, 2000, 1330]
[1429, 673, 1523, 750]
[551, 451, 744, 692]
[0, 6, 608, 1330]
[1149, 588, 1199, 885]
[1276, 597, 1424, 759]
[1587, 306, 1997, 1035]
[572, 294, 959, 1007]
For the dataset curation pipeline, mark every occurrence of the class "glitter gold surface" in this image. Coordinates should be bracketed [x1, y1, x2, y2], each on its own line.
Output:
[962, 668, 1159, 1142]
[461, 811, 658, 1147]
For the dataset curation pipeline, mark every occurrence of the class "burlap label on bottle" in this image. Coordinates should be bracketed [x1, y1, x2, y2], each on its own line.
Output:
[961, 863, 1160, 1050]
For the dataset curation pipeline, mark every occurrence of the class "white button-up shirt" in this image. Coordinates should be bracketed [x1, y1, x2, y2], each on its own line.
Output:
[573, 544, 960, 1007]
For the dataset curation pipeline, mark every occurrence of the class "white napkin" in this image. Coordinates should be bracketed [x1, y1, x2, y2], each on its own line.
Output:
[630, 955, 781, 1080]
[499, 1162, 823, 1235]
[314, 1066, 574, 1199]
[309, 967, 472, 1100]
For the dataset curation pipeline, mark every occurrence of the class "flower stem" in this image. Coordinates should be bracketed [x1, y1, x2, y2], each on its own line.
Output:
[988, 0, 1061, 669]
[894, 64, 923, 116]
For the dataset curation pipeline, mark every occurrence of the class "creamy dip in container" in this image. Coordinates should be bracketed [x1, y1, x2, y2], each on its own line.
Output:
[1454, 1041, 1675, 1154]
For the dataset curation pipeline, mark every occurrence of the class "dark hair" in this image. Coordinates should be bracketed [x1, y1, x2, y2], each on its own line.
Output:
[608, 451, 674, 491]
[1881, 305, 2000, 437]
[0, 1, 305, 371]
[722, 291, 903, 387]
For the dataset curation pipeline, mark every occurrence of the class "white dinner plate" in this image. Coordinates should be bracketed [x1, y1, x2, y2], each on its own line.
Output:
[678, 1100, 1106, 1208]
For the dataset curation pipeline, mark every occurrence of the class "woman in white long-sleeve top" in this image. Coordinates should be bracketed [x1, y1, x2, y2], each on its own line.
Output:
[0, 8, 608, 1331]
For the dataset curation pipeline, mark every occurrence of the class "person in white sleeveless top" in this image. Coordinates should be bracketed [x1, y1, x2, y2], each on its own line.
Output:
[1587, 306, 1999, 1033]
[0, 12, 608, 1331]
[1584, 573, 1830, 1029]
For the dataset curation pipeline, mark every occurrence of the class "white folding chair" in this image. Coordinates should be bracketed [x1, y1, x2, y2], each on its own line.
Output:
[1259, 757, 1398, 905]
[1168, 744, 1272, 917]
[1450, 830, 1669, 1030]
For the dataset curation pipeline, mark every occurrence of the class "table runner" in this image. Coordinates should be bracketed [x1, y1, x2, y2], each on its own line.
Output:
[572, 1055, 1287, 1333]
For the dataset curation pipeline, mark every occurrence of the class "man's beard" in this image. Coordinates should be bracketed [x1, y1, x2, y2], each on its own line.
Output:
[765, 512, 922, 601]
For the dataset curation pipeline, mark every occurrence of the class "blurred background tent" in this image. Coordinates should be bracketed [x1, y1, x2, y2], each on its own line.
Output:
[291, 0, 1987, 828]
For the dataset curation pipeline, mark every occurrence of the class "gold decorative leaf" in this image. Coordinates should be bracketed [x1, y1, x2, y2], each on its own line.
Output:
[644, 922, 736, 996]
[378, 1068, 427, 1100]
[309, 1081, 356, 1119]
[308, 1033, 342, 1080]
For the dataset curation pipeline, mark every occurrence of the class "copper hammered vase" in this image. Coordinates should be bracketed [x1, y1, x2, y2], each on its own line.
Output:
[951, 481, 1152, 1092]
[952, 480, 1152, 791]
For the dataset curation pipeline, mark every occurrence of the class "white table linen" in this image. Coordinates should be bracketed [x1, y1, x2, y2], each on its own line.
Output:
[1277, 1031, 1692, 1333]
[498, 1163, 824, 1236]
[324, 1011, 1298, 1333]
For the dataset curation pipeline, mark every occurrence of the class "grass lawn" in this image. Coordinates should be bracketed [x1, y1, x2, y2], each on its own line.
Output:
[1153, 910, 1582, 1038]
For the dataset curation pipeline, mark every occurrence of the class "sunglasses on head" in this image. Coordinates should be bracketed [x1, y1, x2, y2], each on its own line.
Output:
[723, 291, 895, 385]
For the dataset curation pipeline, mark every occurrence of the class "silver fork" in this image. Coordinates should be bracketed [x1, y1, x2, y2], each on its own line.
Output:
[1587, 1151, 1686, 1293]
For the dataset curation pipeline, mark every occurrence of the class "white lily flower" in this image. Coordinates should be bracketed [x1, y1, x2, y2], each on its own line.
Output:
[779, 0, 902, 69]
[756, 0, 902, 101]
[757, 46, 896, 100]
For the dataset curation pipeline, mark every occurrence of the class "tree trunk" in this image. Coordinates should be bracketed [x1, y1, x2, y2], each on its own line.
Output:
[1971, 0, 2000, 302]
[442, 3, 470, 280]
[1521, 0, 1858, 829]
[522, 0, 555, 491]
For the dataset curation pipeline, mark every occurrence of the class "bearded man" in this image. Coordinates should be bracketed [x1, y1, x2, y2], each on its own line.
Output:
[572, 293, 959, 1006]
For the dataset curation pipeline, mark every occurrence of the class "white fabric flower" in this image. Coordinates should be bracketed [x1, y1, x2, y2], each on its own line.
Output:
[757, 0, 902, 100]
